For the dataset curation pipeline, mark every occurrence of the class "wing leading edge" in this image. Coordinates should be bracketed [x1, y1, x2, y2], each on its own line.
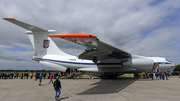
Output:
[48, 33, 131, 63]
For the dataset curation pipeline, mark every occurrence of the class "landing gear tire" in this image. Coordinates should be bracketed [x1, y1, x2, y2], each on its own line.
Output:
[100, 75, 117, 79]
[112, 75, 117, 79]
[100, 75, 107, 79]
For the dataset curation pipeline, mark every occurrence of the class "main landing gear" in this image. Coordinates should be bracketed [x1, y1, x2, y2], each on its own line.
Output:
[100, 75, 117, 79]
[134, 73, 140, 78]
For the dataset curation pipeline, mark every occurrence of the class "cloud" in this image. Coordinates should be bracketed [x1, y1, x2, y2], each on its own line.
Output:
[0, 0, 180, 70]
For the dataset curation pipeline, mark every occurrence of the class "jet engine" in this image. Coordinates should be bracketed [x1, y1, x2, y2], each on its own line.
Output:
[122, 58, 154, 68]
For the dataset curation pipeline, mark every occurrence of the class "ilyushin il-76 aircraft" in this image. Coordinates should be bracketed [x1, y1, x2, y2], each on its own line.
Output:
[4, 18, 175, 78]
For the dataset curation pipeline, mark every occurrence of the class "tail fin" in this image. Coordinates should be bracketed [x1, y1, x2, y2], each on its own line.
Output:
[3, 18, 69, 58]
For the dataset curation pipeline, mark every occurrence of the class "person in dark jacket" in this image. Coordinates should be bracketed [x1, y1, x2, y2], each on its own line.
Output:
[2, 73, 4, 79]
[53, 76, 62, 100]
[150, 72, 153, 80]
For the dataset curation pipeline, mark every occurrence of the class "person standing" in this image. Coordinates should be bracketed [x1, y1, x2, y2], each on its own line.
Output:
[56, 72, 58, 78]
[54, 72, 56, 79]
[89, 75, 93, 80]
[159, 71, 162, 80]
[53, 76, 62, 100]
[35, 72, 38, 81]
[6, 72, 9, 79]
[48, 72, 50, 79]
[2, 73, 4, 79]
[27, 73, 29, 79]
[0, 72, 1, 79]
[24, 73, 26, 79]
[49, 73, 53, 84]
[39, 73, 43, 86]
[11, 72, 13, 79]
[165, 71, 169, 80]
[177, 71, 180, 77]
[4, 73, 7, 79]
[155, 72, 159, 80]
[14, 73, 16, 79]
[43, 72, 46, 79]
[31, 73, 33, 79]
[20, 73, 23, 79]
[21, 73, 24, 79]
[150, 72, 153, 80]
[16, 73, 19, 79]
[72, 72, 75, 80]
[162, 71, 165, 80]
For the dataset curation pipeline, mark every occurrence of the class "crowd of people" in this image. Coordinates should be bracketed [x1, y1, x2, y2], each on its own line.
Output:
[141, 64, 174, 80]
[0, 68, 77, 80]
[141, 71, 171, 80]
[0, 72, 63, 100]
[0, 72, 66, 80]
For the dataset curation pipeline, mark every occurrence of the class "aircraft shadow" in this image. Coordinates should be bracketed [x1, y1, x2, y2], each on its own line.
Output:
[77, 77, 137, 95]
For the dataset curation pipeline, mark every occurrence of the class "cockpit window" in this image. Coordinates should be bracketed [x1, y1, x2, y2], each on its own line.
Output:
[165, 59, 171, 62]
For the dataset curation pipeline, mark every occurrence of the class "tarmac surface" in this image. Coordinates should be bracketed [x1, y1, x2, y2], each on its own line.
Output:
[0, 76, 180, 101]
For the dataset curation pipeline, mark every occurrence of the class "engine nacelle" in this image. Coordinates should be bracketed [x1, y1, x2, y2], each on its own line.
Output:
[122, 58, 154, 68]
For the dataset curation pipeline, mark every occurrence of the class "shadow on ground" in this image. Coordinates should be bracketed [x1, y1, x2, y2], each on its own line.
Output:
[60, 97, 69, 100]
[77, 77, 137, 95]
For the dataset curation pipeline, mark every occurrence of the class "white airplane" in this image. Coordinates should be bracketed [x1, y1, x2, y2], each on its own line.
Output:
[4, 18, 176, 78]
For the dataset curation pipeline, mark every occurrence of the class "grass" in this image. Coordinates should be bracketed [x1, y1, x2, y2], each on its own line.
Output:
[80, 74, 135, 77]
[121, 74, 134, 77]
[80, 74, 90, 77]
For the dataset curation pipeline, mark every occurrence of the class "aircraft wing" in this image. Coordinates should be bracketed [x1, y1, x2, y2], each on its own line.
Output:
[48, 33, 131, 63]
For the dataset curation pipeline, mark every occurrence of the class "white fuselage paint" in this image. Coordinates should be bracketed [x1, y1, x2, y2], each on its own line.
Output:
[36, 54, 175, 73]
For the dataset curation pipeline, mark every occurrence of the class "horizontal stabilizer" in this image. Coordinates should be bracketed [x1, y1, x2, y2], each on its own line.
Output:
[3, 18, 47, 32]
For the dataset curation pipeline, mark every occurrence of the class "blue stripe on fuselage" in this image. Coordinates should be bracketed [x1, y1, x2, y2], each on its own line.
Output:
[157, 62, 172, 64]
[41, 58, 96, 65]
